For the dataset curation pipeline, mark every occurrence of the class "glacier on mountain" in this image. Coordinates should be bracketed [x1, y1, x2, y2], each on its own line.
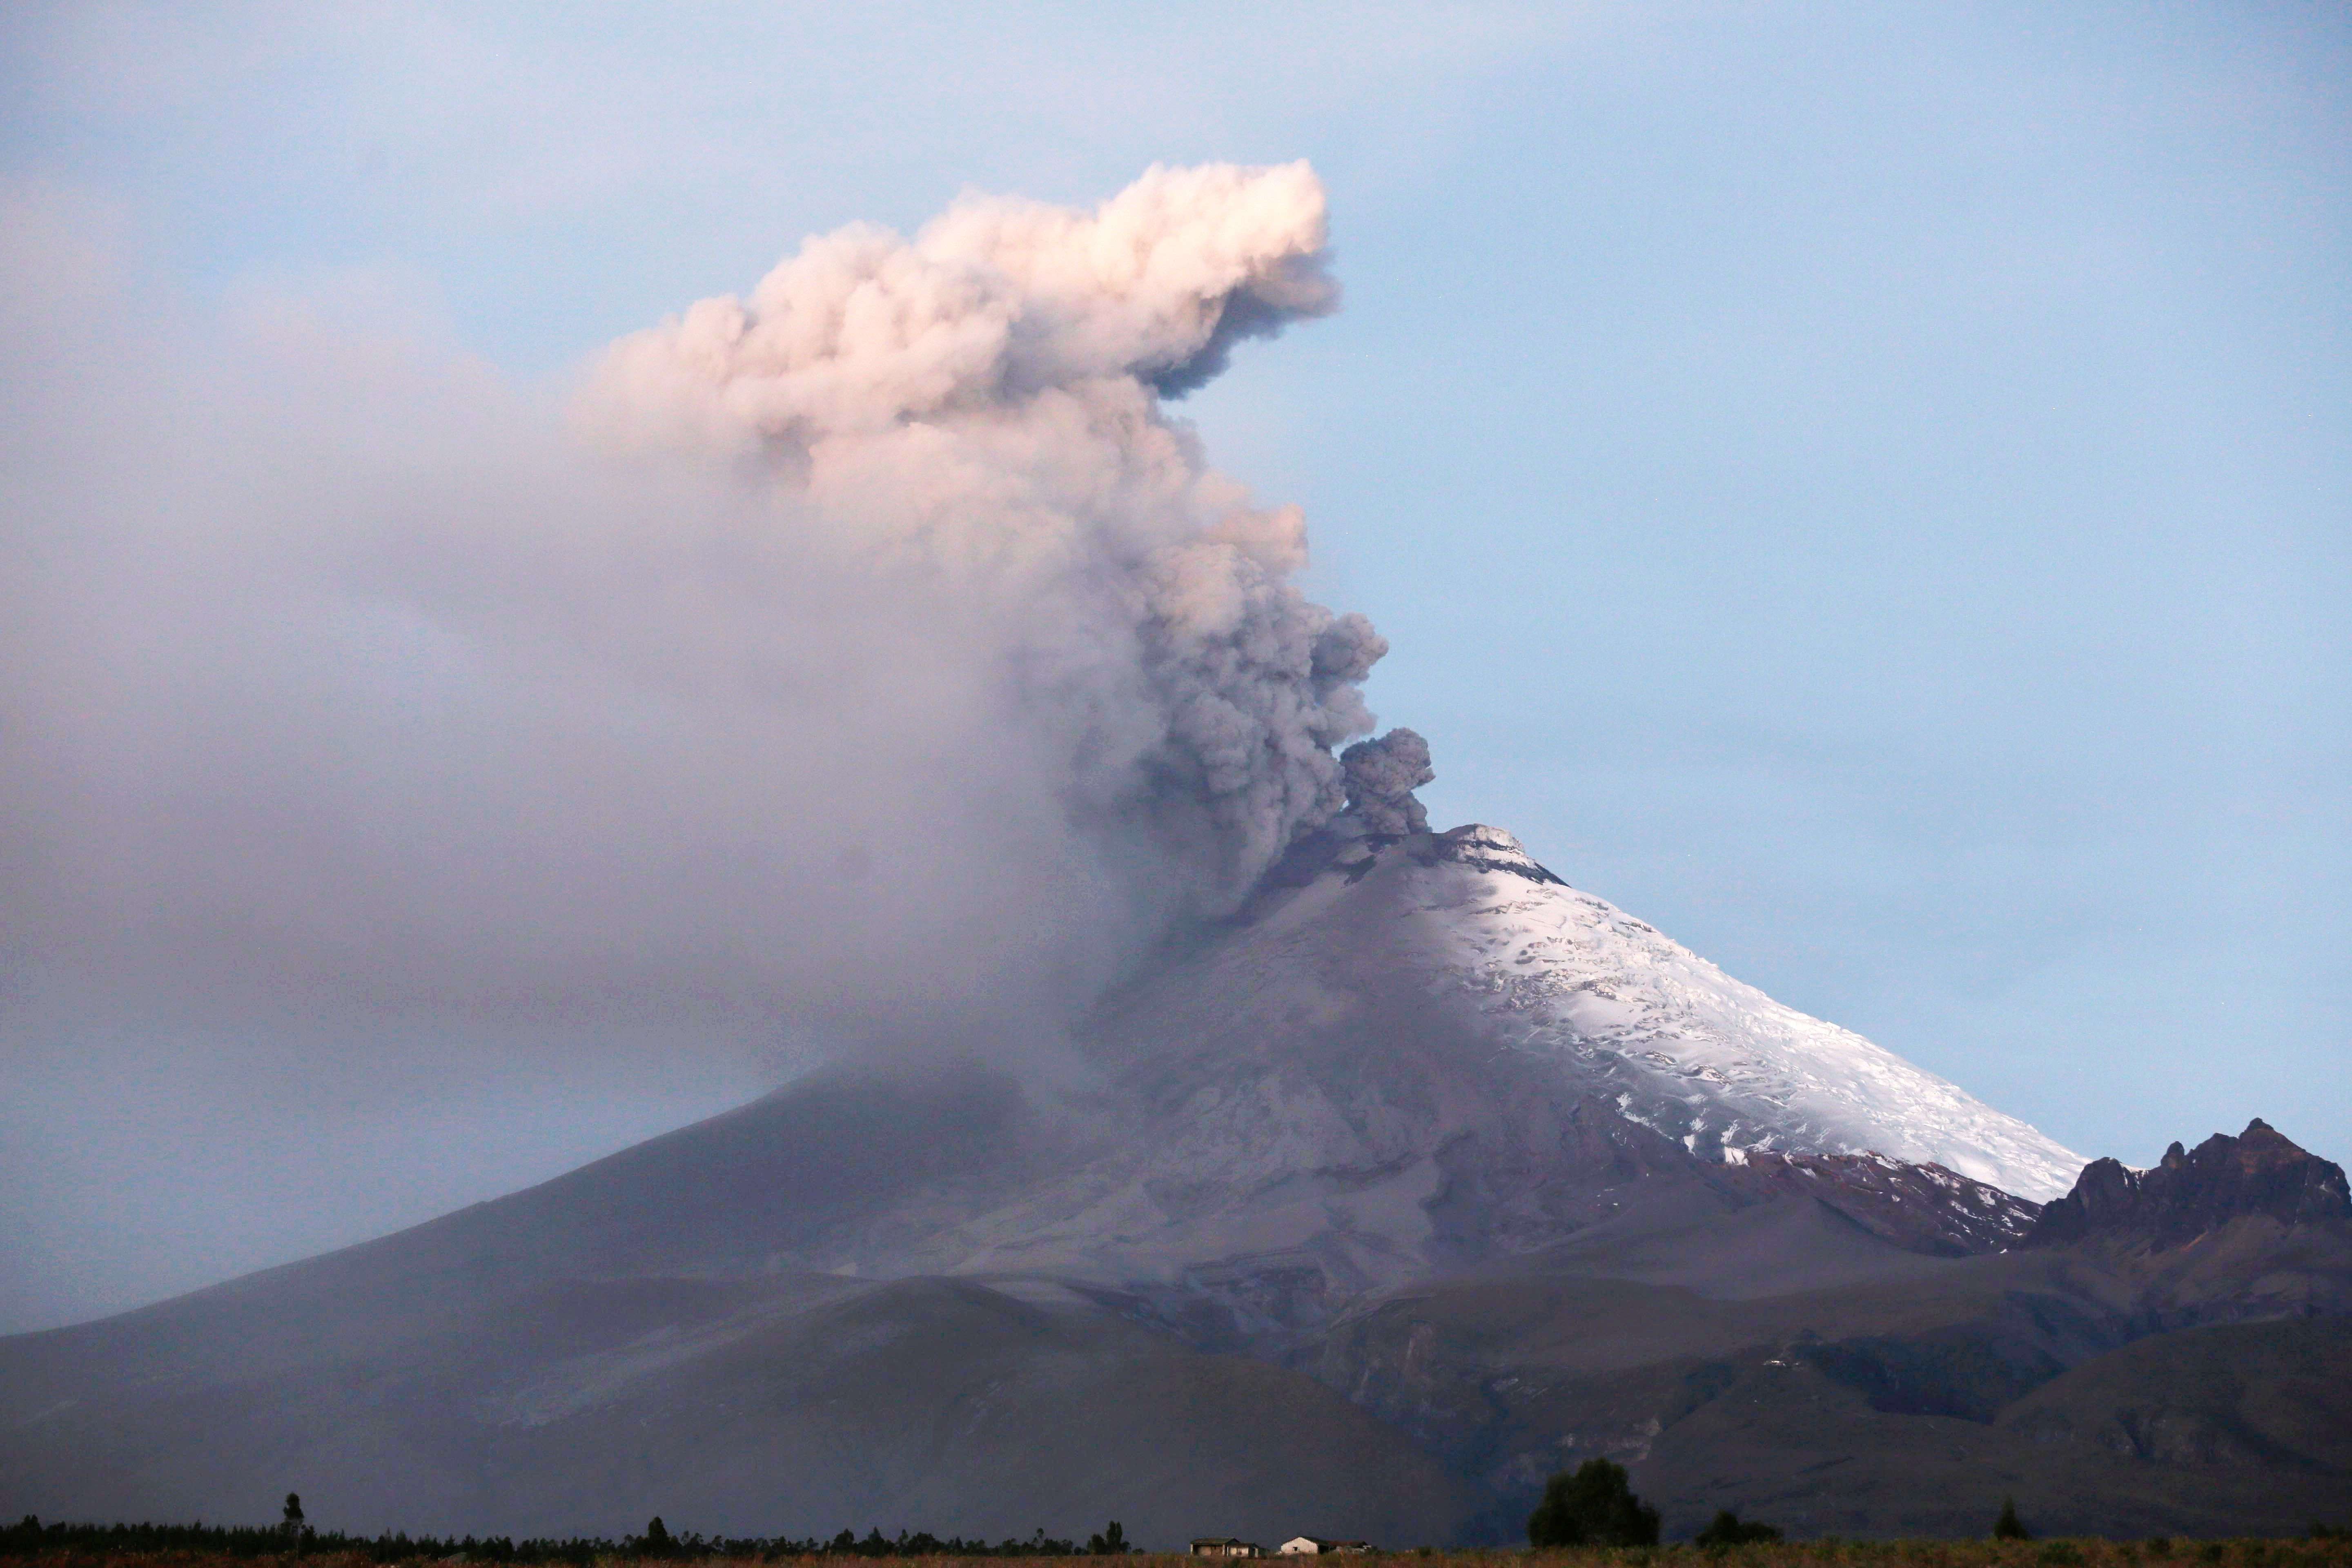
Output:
[1341, 823, 2082, 1199]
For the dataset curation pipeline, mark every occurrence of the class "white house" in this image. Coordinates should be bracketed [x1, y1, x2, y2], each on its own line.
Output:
[1279, 1539, 1371, 1555]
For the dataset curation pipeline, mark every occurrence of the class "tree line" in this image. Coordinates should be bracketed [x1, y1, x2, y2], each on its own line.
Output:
[1524, 1460, 2065, 1549]
[2, 1516, 1134, 1562]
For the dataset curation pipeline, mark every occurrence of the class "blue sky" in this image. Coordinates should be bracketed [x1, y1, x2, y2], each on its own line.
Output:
[2, 2, 2346, 1330]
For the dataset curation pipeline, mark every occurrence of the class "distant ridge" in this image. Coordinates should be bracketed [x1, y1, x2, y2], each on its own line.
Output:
[2025, 1118, 2352, 1250]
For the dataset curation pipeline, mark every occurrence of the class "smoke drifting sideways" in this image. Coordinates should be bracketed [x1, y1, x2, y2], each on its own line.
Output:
[1, 163, 1427, 1140]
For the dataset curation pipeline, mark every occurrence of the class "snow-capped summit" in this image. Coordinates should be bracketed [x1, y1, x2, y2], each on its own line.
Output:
[1391, 824, 2083, 1198]
[1095, 819, 2081, 1204]
[914, 815, 2087, 1298]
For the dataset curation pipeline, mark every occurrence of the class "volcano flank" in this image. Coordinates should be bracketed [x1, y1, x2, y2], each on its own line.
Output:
[4, 823, 2347, 1544]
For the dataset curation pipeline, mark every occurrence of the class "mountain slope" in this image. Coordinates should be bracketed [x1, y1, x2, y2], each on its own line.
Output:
[1316, 1120, 2352, 1538]
[16, 821, 2074, 1323]
[0, 1269, 1477, 1543]
[1208, 823, 2080, 1196]
[0, 817, 2151, 1542]
[928, 820, 2072, 1301]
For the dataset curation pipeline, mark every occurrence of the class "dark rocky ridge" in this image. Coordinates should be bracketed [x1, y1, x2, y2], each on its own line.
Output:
[2025, 1119, 2352, 1251]
[1730, 1151, 2041, 1256]
[1317, 1116, 2352, 1539]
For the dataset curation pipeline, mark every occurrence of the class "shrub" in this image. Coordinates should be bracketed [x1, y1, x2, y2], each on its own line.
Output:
[1694, 1511, 1783, 1547]
[1527, 1458, 1662, 1548]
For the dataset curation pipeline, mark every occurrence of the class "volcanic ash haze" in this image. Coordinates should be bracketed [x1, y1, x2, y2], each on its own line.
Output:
[4, 161, 1399, 1099]
[1, 160, 1420, 1320]
[6, 160, 2083, 1344]
[582, 158, 1389, 920]
[15, 163, 2250, 1551]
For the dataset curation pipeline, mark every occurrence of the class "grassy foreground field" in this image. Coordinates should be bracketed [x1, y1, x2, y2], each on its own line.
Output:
[6, 1546, 2352, 1568]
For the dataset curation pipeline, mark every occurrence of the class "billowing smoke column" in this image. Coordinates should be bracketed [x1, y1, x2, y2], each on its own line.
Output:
[0, 161, 1442, 1321]
[1341, 727, 1435, 835]
[2, 160, 1441, 1133]
[587, 161, 1424, 910]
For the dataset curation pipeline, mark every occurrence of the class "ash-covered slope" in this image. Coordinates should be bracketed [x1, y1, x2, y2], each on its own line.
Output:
[0, 817, 2109, 1542]
[0, 818, 2070, 1319]
[891, 819, 2072, 1297]
[1091, 821, 2080, 1200]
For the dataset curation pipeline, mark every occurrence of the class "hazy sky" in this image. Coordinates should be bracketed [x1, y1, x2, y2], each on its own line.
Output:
[2, 2, 2346, 1334]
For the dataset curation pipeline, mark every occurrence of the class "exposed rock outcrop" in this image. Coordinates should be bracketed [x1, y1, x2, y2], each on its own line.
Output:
[2023, 1119, 2351, 1251]
[1728, 1151, 2042, 1256]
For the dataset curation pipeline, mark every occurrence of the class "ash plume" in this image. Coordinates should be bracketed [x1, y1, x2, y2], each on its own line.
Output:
[0, 161, 1433, 1321]
[1341, 727, 1435, 835]
[2, 163, 1414, 1129]
[583, 160, 1380, 911]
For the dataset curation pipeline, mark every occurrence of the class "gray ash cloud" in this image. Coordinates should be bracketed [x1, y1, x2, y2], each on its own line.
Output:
[583, 160, 1394, 913]
[0, 161, 1436, 1329]
[5, 161, 1419, 1091]
[1341, 728, 1435, 836]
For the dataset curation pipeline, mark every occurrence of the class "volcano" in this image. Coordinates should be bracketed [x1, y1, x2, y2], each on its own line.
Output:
[4, 823, 2346, 1544]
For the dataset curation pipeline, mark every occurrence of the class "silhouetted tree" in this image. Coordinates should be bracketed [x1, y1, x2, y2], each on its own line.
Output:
[1993, 1498, 2032, 1541]
[641, 1517, 674, 1557]
[1694, 1510, 1782, 1547]
[1527, 1459, 1661, 1548]
[1085, 1521, 1130, 1555]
